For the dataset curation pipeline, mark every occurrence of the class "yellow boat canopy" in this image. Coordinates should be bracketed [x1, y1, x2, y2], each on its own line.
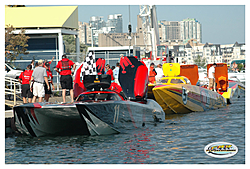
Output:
[5, 6, 78, 29]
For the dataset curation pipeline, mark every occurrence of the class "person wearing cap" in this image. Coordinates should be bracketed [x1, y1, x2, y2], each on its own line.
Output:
[155, 64, 164, 83]
[208, 63, 217, 91]
[44, 62, 55, 102]
[30, 59, 50, 103]
[43, 56, 54, 71]
[149, 63, 157, 84]
[55, 54, 76, 103]
[105, 64, 114, 82]
[18, 64, 33, 103]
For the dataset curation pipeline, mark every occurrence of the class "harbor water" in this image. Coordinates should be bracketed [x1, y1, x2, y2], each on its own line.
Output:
[5, 95, 245, 164]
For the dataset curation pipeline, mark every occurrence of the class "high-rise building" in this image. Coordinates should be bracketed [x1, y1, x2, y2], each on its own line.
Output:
[180, 18, 202, 43]
[106, 14, 123, 33]
[78, 21, 93, 45]
[89, 16, 106, 29]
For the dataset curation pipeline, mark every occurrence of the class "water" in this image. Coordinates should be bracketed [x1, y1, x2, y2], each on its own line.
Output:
[5, 96, 245, 164]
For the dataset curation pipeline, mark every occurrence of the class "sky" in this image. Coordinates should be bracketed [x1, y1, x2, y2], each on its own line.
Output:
[76, 5, 245, 45]
[5, 0, 247, 45]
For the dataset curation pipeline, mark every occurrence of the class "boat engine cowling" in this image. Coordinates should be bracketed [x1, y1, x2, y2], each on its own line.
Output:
[119, 56, 148, 101]
[134, 64, 148, 99]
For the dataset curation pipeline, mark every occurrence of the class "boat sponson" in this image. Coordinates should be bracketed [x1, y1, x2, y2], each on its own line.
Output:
[153, 85, 193, 114]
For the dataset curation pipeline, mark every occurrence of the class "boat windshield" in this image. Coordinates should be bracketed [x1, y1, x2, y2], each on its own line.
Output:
[161, 79, 168, 83]
[170, 79, 185, 84]
[77, 93, 122, 102]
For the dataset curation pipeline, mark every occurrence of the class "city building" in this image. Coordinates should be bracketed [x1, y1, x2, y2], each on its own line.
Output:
[180, 18, 202, 43]
[89, 16, 106, 30]
[159, 21, 181, 42]
[106, 14, 123, 33]
[78, 14, 244, 67]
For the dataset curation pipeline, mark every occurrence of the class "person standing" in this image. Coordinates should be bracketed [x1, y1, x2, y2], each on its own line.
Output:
[106, 64, 114, 82]
[55, 54, 76, 103]
[208, 63, 217, 91]
[44, 62, 55, 102]
[113, 62, 120, 85]
[43, 56, 54, 71]
[155, 64, 164, 83]
[18, 64, 33, 103]
[30, 60, 35, 70]
[149, 63, 157, 84]
[30, 59, 50, 103]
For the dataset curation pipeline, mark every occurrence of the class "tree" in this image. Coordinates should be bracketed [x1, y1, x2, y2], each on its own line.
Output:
[63, 35, 76, 53]
[80, 43, 88, 53]
[63, 35, 88, 54]
[237, 63, 244, 72]
[193, 55, 206, 67]
[5, 25, 30, 63]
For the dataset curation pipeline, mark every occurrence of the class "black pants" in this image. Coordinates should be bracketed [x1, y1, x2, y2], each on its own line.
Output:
[60, 75, 73, 89]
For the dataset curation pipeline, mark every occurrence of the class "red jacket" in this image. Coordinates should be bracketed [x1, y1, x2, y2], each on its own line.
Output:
[56, 58, 74, 75]
[149, 67, 157, 84]
[106, 69, 114, 80]
[19, 70, 33, 84]
[46, 69, 53, 83]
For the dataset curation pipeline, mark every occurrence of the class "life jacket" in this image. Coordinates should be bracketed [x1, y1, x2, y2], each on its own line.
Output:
[20, 70, 33, 84]
[149, 67, 157, 84]
[106, 69, 114, 81]
[61, 60, 71, 71]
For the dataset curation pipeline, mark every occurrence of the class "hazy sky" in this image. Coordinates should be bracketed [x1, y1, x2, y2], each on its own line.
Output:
[77, 5, 245, 45]
[19, 1, 246, 45]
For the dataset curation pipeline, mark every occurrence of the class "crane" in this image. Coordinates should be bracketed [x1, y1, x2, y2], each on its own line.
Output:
[139, 5, 160, 60]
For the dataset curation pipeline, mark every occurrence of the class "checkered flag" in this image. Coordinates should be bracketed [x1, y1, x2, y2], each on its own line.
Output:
[82, 52, 97, 75]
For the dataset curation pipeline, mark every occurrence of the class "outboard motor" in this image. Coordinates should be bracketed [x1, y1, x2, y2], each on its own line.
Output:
[119, 56, 148, 101]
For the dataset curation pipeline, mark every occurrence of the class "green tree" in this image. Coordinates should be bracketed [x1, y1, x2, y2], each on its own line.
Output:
[63, 35, 89, 54]
[5, 25, 30, 63]
[237, 63, 244, 72]
[63, 35, 76, 53]
[193, 55, 206, 67]
[80, 43, 88, 53]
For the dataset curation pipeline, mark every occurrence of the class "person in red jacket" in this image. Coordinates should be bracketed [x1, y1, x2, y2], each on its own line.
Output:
[44, 62, 55, 102]
[149, 63, 157, 84]
[55, 54, 76, 103]
[18, 64, 33, 103]
[106, 64, 114, 81]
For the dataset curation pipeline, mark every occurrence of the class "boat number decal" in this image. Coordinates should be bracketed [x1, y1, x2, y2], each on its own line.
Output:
[204, 142, 238, 158]
[113, 105, 120, 123]
[182, 86, 188, 105]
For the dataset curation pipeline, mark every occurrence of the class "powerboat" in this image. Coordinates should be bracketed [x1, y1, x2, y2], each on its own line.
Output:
[148, 63, 227, 115]
[206, 63, 245, 104]
[13, 56, 165, 137]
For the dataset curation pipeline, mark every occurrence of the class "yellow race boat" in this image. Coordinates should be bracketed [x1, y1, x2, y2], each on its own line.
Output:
[148, 63, 227, 115]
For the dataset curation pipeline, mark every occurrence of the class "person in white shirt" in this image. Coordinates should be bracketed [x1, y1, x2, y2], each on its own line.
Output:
[208, 63, 217, 91]
[113, 62, 120, 85]
[155, 64, 164, 83]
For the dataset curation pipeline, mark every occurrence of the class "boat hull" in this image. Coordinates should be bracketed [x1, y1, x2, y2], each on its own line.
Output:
[14, 103, 89, 137]
[224, 80, 245, 104]
[14, 100, 165, 137]
[152, 84, 227, 114]
[76, 99, 165, 136]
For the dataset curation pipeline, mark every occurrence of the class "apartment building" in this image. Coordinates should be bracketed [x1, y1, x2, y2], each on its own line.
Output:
[180, 18, 202, 43]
